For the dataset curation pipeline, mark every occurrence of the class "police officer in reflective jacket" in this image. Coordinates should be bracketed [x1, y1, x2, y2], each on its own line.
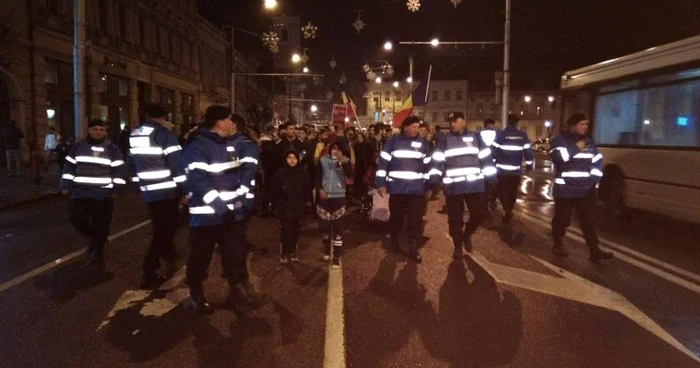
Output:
[431, 112, 497, 258]
[492, 114, 534, 224]
[550, 113, 613, 262]
[129, 104, 187, 289]
[59, 119, 126, 266]
[376, 116, 431, 263]
[182, 106, 264, 314]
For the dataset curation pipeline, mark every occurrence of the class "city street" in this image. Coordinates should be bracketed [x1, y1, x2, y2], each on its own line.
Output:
[1, 177, 699, 367]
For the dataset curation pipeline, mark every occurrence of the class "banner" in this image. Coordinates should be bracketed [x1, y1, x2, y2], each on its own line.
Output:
[332, 104, 348, 129]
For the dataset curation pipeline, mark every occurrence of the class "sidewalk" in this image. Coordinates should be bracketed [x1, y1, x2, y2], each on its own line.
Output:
[0, 165, 62, 210]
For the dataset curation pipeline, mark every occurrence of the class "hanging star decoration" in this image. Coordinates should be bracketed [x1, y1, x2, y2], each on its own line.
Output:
[366, 70, 377, 81]
[298, 83, 307, 92]
[450, 0, 463, 8]
[313, 76, 322, 86]
[329, 56, 337, 70]
[384, 64, 395, 77]
[301, 21, 318, 39]
[362, 63, 371, 73]
[326, 91, 334, 101]
[301, 53, 310, 64]
[262, 32, 280, 53]
[352, 14, 366, 34]
[407, 0, 421, 12]
[340, 73, 347, 84]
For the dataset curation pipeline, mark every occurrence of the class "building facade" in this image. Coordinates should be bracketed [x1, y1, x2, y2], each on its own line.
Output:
[0, 0, 233, 164]
[363, 80, 469, 128]
[467, 90, 560, 141]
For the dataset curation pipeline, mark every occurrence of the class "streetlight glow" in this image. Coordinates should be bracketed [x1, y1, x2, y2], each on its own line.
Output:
[344, 117, 350, 122]
[548, 96, 555, 103]
[375, 77, 382, 84]
[310, 104, 318, 112]
[384, 41, 393, 51]
[431, 38, 439, 47]
[303, 67, 309, 73]
[406, 77, 413, 83]
[524, 95, 532, 103]
[264, 0, 277, 10]
[291, 53, 301, 63]
[393, 81, 399, 88]
[545, 120, 552, 128]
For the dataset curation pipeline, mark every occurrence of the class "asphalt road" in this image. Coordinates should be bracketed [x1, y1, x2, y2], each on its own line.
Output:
[0, 174, 698, 367]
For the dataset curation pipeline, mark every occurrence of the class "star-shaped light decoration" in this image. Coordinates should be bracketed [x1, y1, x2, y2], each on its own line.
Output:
[301, 53, 309, 63]
[326, 91, 334, 101]
[329, 57, 337, 70]
[366, 71, 376, 81]
[407, 0, 420, 12]
[298, 83, 307, 92]
[262, 31, 280, 53]
[450, 0, 463, 8]
[352, 14, 366, 34]
[340, 73, 347, 84]
[301, 21, 318, 39]
[313, 76, 322, 86]
[362, 63, 371, 73]
[385, 64, 394, 77]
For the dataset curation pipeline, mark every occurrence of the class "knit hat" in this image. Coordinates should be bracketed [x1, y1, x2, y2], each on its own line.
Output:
[88, 119, 105, 128]
[566, 113, 587, 127]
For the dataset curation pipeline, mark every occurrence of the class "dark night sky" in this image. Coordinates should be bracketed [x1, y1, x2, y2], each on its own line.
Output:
[200, 0, 700, 91]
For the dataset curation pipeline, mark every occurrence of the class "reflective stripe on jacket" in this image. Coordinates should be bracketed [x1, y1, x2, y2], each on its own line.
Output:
[550, 133, 603, 198]
[492, 126, 534, 175]
[375, 134, 430, 195]
[431, 130, 497, 196]
[59, 138, 126, 199]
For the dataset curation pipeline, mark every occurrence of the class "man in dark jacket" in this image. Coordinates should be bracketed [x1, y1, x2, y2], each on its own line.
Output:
[3, 120, 25, 176]
[272, 150, 310, 263]
[275, 122, 305, 168]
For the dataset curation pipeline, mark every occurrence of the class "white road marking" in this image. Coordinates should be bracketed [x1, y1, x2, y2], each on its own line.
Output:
[518, 208, 700, 284]
[324, 267, 346, 368]
[455, 237, 699, 363]
[515, 210, 700, 296]
[0, 219, 152, 294]
[98, 265, 187, 330]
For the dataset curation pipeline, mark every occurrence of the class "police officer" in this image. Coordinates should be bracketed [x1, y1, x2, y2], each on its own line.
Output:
[59, 119, 126, 266]
[492, 114, 534, 224]
[550, 113, 613, 262]
[129, 104, 187, 289]
[376, 116, 431, 263]
[431, 112, 497, 258]
[480, 118, 499, 210]
[182, 106, 264, 314]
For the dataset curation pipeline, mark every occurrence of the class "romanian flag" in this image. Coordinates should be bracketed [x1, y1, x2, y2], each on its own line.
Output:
[392, 65, 432, 127]
[341, 92, 358, 120]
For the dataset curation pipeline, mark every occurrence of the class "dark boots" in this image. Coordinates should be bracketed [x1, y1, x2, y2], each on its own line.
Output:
[186, 283, 213, 314]
[590, 246, 614, 262]
[552, 241, 569, 257]
[227, 281, 266, 316]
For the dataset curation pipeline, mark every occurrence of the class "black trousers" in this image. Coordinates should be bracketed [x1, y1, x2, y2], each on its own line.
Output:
[187, 222, 247, 295]
[389, 194, 425, 242]
[280, 219, 301, 255]
[552, 188, 599, 248]
[69, 198, 114, 256]
[446, 192, 487, 245]
[498, 175, 522, 215]
[142, 198, 179, 274]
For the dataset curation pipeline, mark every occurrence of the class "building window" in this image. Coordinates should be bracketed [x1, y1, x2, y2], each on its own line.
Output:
[395, 96, 402, 102]
[118, 79, 128, 97]
[45, 59, 58, 84]
[444, 91, 451, 101]
[99, 74, 108, 93]
[432, 90, 438, 102]
[432, 112, 438, 122]
[118, 3, 127, 41]
[456, 90, 463, 101]
[384, 93, 390, 102]
[98, 0, 108, 34]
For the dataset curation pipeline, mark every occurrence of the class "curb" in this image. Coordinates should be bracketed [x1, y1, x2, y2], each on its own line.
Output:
[0, 191, 62, 212]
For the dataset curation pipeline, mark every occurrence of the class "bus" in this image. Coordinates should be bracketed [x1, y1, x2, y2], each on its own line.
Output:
[559, 34, 700, 224]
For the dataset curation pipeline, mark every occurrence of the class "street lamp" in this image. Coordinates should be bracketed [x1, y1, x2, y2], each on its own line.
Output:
[375, 77, 382, 84]
[303, 67, 309, 73]
[524, 95, 532, 103]
[544, 120, 552, 128]
[264, 0, 277, 10]
[431, 38, 439, 47]
[384, 41, 393, 51]
[310, 104, 318, 113]
[393, 81, 399, 88]
[406, 76, 413, 83]
[548, 96, 555, 103]
[291, 53, 301, 63]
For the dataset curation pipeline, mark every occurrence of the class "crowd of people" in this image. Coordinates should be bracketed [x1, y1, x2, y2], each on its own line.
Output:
[57, 103, 613, 315]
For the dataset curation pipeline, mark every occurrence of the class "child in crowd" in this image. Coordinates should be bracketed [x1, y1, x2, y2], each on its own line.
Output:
[272, 150, 310, 264]
[315, 141, 353, 269]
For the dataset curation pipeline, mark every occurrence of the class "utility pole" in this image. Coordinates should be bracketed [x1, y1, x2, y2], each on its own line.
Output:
[73, 0, 85, 140]
[501, 0, 511, 129]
